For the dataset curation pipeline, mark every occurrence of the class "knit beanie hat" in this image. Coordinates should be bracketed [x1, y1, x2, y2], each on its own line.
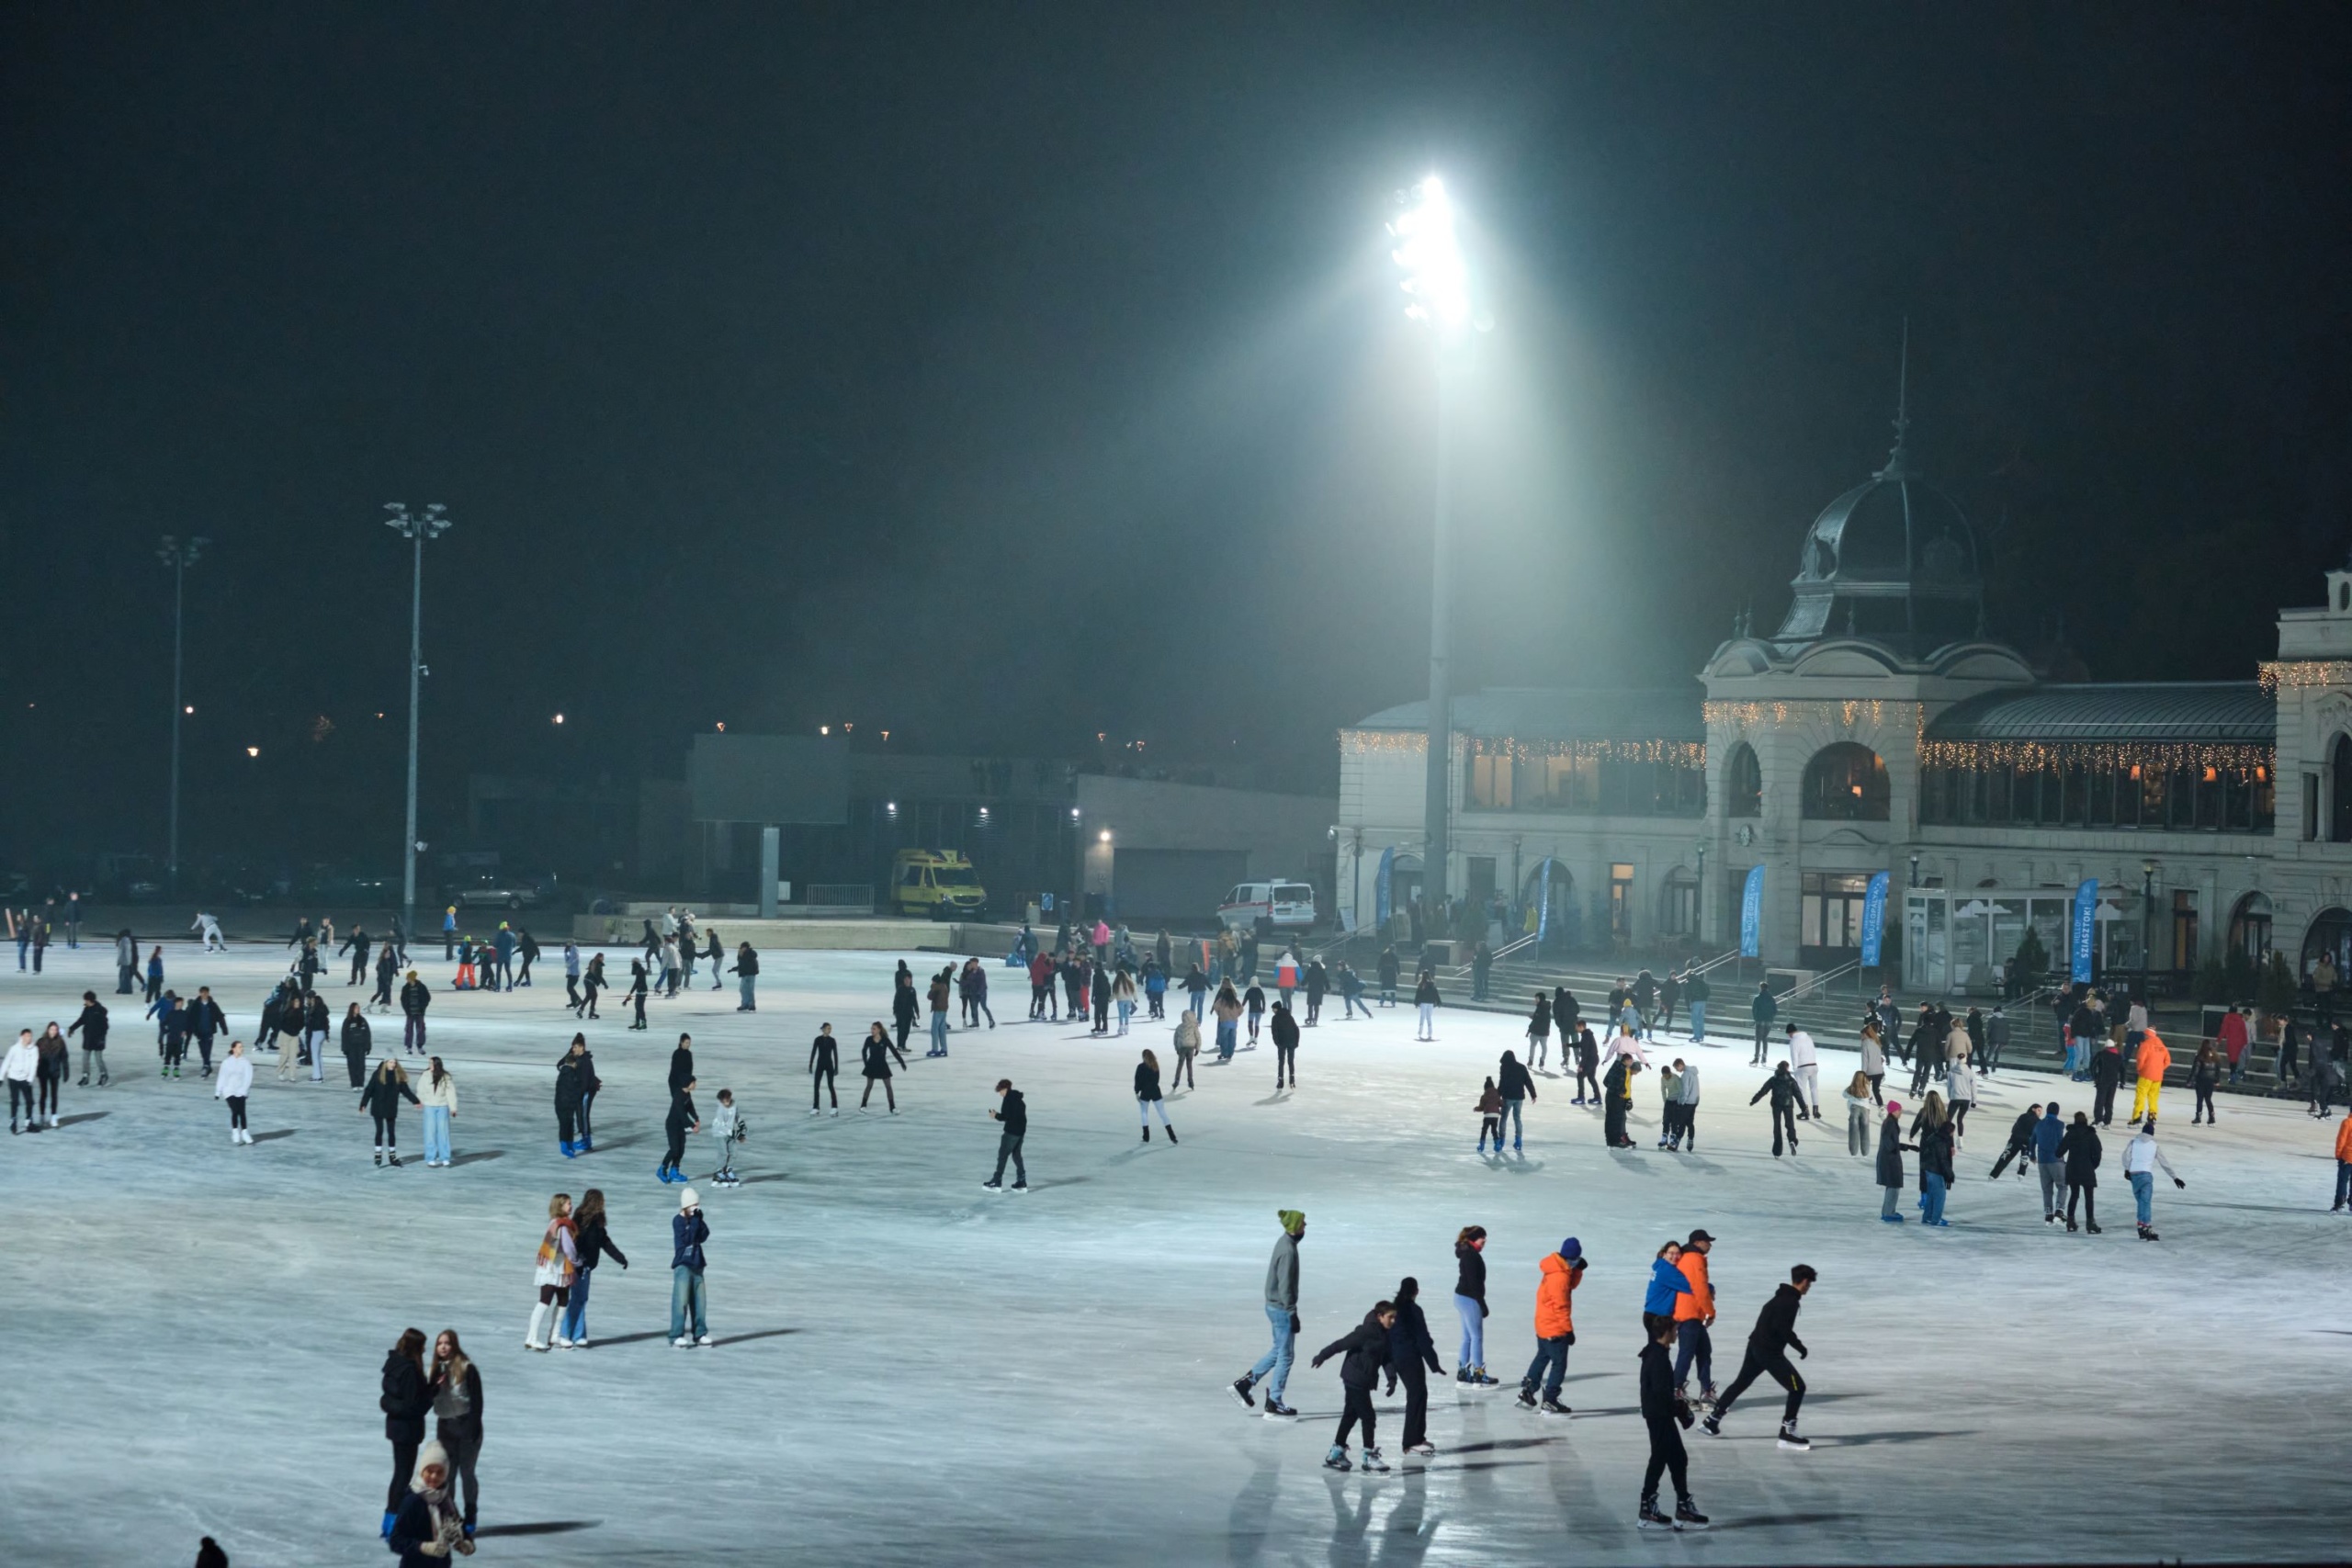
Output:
[680, 1187, 702, 1210]
[412, 1439, 450, 1488]
[1278, 1209, 1306, 1233]
[1560, 1236, 1582, 1260]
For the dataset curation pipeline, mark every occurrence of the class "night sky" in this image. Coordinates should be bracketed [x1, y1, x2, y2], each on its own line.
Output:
[6, 4, 2350, 868]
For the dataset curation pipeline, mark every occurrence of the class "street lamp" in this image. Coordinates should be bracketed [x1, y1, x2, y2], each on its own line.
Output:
[1389, 175, 1486, 931]
[2141, 857, 2158, 995]
[384, 502, 452, 944]
[156, 535, 209, 893]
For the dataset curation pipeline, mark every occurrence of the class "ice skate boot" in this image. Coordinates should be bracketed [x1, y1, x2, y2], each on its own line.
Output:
[1515, 1385, 1538, 1410]
[1777, 1420, 1810, 1451]
[1637, 1498, 1676, 1530]
[1360, 1448, 1389, 1472]
[1700, 1413, 1723, 1437]
[1323, 1446, 1352, 1472]
[1261, 1398, 1297, 1419]
[1229, 1376, 1257, 1409]
[1539, 1397, 1570, 1416]
[1675, 1500, 1710, 1529]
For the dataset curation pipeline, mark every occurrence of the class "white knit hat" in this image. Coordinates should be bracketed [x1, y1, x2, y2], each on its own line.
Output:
[412, 1439, 450, 1486]
[679, 1186, 701, 1210]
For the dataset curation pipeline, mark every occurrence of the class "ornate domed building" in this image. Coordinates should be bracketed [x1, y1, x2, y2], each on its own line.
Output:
[1338, 378, 2352, 997]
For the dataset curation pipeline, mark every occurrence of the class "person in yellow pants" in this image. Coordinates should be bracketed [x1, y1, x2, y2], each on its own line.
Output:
[2130, 1027, 2170, 1123]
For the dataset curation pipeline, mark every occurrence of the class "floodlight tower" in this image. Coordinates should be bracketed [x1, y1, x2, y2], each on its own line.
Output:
[157, 534, 209, 891]
[384, 502, 451, 942]
[1389, 175, 1481, 927]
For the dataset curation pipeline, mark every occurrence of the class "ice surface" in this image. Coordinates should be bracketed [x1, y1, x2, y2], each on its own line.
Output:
[0, 938, 2344, 1565]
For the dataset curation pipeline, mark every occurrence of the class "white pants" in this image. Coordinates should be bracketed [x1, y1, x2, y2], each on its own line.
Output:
[1138, 1097, 1170, 1126]
[1795, 1064, 1819, 1114]
[1417, 1002, 1435, 1037]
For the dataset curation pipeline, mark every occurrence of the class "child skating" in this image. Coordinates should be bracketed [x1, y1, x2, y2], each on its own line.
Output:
[1311, 1300, 1396, 1472]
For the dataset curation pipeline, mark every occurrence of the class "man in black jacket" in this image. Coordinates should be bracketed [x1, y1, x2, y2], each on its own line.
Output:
[1312, 1303, 1396, 1472]
[1498, 1049, 1537, 1151]
[1637, 1315, 1706, 1530]
[2090, 1039, 2126, 1124]
[1988, 1104, 2041, 1179]
[808, 1024, 840, 1114]
[189, 987, 227, 1075]
[69, 992, 109, 1087]
[1701, 1264, 1814, 1450]
[1271, 1001, 1300, 1089]
[398, 972, 431, 1054]
[1749, 1063, 1804, 1156]
[659, 1077, 699, 1184]
[983, 1077, 1027, 1191]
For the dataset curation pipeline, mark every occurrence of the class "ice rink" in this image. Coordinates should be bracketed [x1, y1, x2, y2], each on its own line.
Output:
[1, 935, 2345, 1565]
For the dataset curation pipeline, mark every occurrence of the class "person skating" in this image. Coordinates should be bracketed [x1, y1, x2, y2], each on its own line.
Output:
[860, 1022, 908, 1113]
[1312, 1300, 1397, 1472]
[2188, 1041, 2222, 1123]
[1475, 1077, 1504, 1154]
[1668, 1058, 1700, 1151]
[32, 1022, 68, 1128]
[1134, 1049, 1177, 1143]
[1849, 1087, 1907, 1215]
[931, 965, 956, 1054]
[1498, 1049, 1537, 1152]
[1749, 981, 1777, 1066]
[208, 1039, 253, 1145]
[1700, 1263, 1815, 1450]
[302, 990, 332, 1082]
[2121, 1116, 2185, 1240]
[363, 1057, 421, 1167]
[1672, 1229, 1718, 1409]
[389, 1438, 476, 1563]
[729, 942, 759, 1011]
[1414, 970, 1441, 1041]
[1572, 1022, 1600, 1105]
[68, 992, 109, 1087]
[808, 1023, 841, 1115]
[1783, 1023, 1819, 1119]
[1684, 968, 1711, 1044]
[418, 1055, 458, 1167]
[1517, 1237, 1585, 1416]
[625, 959, 650, 1030]
[1385, 1277, 1445, 1457]
[1525, 992, 1553, 1071]
[1841, 1070, 1879, 1157]
[1637, 1314, 1708, 1530]
[1171, 1010, 1200, 1090]
[371, 944, 398, 1012]
[671, 1186, 713, 1346]
[2089, 1035, 2126, 1124]
[659, 1077, 701, 1184]
[561, 1188, 628, 1345]
[1376, 945, 1400, 1006]
[1243, 979, 1267, 1044]
[2023, 1101, 2066, 1221]
[399, 971, 431, 1054]
[342, 925, 372, 987]
[379, 1327, 434, 1540]
[2129, 1027, 2171, 1125]
[1860, 1019, 1887, 1105]
[1750, 1062, 1804, 1156]
[580, 952, 607, 1020]
[1089, 960, 1112, 1038]
[2058, 1111, 2104, 1232]
[982, 1077, 1028, 1190]
[340, 1002, 374, 1090]
[2333, 1115, 2352, 1212]
[426, 1329, 484, 1540]
[1452, 1225, 1497, 1386]
[1270, 1000, 1299, 1090]
[3, 1029, 36, 1134]
[1642, 1240, 1693, 1337]
[524, 1193, 581, 1350]
[1603, 1052, 1642, 1148]
[1911, 1094, 1957, 1225]
[708, 1089, 744, 1186]
[1230, 1211, 1305, 1417]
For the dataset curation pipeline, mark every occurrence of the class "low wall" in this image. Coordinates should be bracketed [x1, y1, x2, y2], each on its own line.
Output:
[569, 915, 1029, 954]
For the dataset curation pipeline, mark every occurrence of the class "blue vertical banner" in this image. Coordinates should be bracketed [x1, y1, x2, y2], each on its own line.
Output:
[2070, 878, 2099, 983]
[1533, 857, 1556, 941]
[1738, 865, 1765, 958]
[1860, 870, 1891, 967]
[1375, 847, 1396, 928]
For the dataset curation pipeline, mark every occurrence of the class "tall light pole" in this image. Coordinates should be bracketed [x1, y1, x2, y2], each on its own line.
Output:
[1389, 175, 1480, 931]
[384, 503, 451, 942]
[157, 534, 209, 892]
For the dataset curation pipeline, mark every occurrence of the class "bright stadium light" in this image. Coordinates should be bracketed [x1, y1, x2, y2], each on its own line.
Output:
[1389, 175, 1470, 333]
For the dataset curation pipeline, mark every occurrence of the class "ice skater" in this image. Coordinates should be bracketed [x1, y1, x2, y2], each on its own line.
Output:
[1414, 970, 1441, 1040]
[2059, 1111, 2103, 1232]
[1475, 1077, 1504, 1154]
[1910, 1091, 1957, 1225]
[1638, 1315, 1708, 1530]
[1230, 1210, 1304, 1418]
[3, 1029, 35, 1134]
[1385, 1277, 1444, 1457]
[1603, 1053, 1641, 1148]
[1171, 1010, 1199, 1089]
[1525, 992, 1552, 1070]
[1452, 1225, 1497, 1385]
[1643, 1240, 1693, 1337]
[660, 1077, 700, 1183]
[192, 911, 226, 952]
[860, 1022, 907, 1113]
[671, 1186, 712, 1346]
[1498, 1049, 1536, 1152]
[1666, 1059, 1700, 1151]
[419, 1055, 458, 1168]
[1312, 1300, 1396, 1472]
[982, 1077, 1028, 1190]
[33, 1022, 67, 1126]
[1672, 1229, 1717, 1408]
[1270, 999, 1299, 1089]
[427, 1330, 484, 1539]
[808, 1023, 841, 1114]
[1700, 1262, 1814, 1450]
[1875, 1100, 1915, 1222]
[362, 1056, 420, 1167]
[1783, 1024, 1819, 1119]
[69, 992, 109, 1087]
[1751, 1062, 1804, 1156]
[1572, 1022, 1600, 1105]
[709, 1088, 745, 1186]
[560, 1188, 626, 1346]
[399, 971, 431, 1053]
[2120, 1116, 2184, 1240]
[526, 1193, 580, 1350]
[555, 1035, 600, 1155]
[1842, 1070, 1877, 1156]
[379, 1328, 432, 1540]
[1134, 1049, 1176, 1143]
[212, 1040, 254, 1144]
[1516, 1237, 1584, 1416]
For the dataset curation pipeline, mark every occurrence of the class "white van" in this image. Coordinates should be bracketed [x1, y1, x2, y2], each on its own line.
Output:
[1217, 881, 1317, 935]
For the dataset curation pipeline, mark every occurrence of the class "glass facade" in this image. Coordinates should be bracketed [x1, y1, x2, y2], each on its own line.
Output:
[1464, 753, 1704, 817]
[1919, 761, 2273, 833]
[1903, 888, 2139, 995]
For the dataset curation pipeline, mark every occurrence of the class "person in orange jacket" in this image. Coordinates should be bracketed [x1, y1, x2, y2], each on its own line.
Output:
[1516, 1237, 1587, 1416]
[1671, 1228, 1719, 1408]
[2333, 1116, 2352, 1212]
[2130, 1028, 2171, 1124]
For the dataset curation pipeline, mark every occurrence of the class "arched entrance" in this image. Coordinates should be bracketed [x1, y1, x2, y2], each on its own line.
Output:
[1521, 859, 1577, 951]
[2301, 907, 2352, 981]
[1802, 743, 1890, 820]
[2226, 892, 2272, 963]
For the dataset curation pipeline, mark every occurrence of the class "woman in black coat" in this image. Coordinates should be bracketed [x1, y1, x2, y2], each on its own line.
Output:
[340, 1003, 374, 1089]
[1452, 1227, 1496, 1385]
[556, 1036, 591, 1156]
[361, 1058, 422, 1167]
[379, 1327, 432, 1539]
[1874, 1104, 1917, 1223]
[2058, 1111, 2103, 1233]
[1133, 1049, 1175, 1143]
[1385, 1277, 1445, 1457]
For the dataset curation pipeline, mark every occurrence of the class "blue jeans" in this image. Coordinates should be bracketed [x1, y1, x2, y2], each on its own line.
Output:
[1921, 1171, 1948, 1224]
[1503, 1098, 1524, 1143]
[1688, 1000, 1706, 1043]
[1672, 1320, 1713, 1390]
[422, 1106, 451, 1165]
[1116, 999, 1133, 1034]
[929, 1013, 948, 1055]
[672, 1267, 708, 1339]
[2131, 1169, 2155, 1225]
[560, 1267, 595, 1340]
[1216, 1021, 1237, 1060]
[1454, 1292, 1484, 1369]
[2229, 1055, 2246, 1084]
[1248, 1303, 1294, 1402]
[739, 976, 755, 1010]
[1522, 1337, 1568, 1398]
[2336, 1160, 2352, 1207]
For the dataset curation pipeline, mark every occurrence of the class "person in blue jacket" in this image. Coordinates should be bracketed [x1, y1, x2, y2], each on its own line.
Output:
[1642, 1240, 1693, 1336]
[2030, 1101, 2069, 1224]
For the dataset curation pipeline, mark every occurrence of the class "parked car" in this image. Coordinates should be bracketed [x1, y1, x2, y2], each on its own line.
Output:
[442, 870, 560, 910]
[1217, 880, 1317, 937]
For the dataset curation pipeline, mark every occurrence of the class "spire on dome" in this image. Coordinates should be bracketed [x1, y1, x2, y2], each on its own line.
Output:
[1874, 318, 1911, 481]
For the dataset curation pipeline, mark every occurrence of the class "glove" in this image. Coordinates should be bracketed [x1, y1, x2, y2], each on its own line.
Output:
[1291, 1313, 1301, 1335]
[1384, 1376, 1396, 1396]
[1563, 1331, 1575, 1347]
[1480, 1303, 1490, 1319]
[2174, 1178, 2185, 1189]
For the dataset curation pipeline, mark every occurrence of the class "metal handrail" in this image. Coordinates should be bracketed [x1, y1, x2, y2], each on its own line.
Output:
[1448, 931, 1539, 977]
[1781, 959, 1860, 1003]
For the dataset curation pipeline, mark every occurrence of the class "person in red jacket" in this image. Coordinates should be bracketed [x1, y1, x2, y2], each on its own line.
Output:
[2218, 1005, 2252, 1085]
[1516, 1237, 1586, 1416]
[1672, 1229, 1719, 1408]
[2333, 1116, 2352, 1213]
[1027, 950, 1056, 1021]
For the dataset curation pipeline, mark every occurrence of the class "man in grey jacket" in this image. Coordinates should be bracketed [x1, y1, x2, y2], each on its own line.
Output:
[1982, 1006, 2010, 1074]
[1231, 1210, 1306, 1418]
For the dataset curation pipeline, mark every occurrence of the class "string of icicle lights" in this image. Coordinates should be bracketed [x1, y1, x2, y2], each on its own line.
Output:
[2259, 660, 2352, 692]
[1917, 739, 2273, 774]
[1339, 730, 1704, 766]
[1701, 698, 1917, 729]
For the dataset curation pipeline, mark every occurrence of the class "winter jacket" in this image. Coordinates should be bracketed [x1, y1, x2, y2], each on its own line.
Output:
[2001, 1108, 2040, 1152]
[1526, 998, 1552, 1038]
[1915, 1119, 1956, 1183]
[1676, 1065, 1702, 1105]
[1749, 1067, 1803, 1111]
[891, 984, 920, 1025]
[2218, 1011, 2250, 1062]
[1270, 1009, 1299, 1051]
[2090, 1048, 2126, 1090]
[1746, 1282, 1809, 1357]
[389, 1487, 462, 1568]
[2335, 1118, 2352, 1163]
[1263, 1232, 1301, 1310]
[189, 997, 226, 1039]
[1752, 987, 1778, 1026]
[1133, 1061, 1162, 1101]
[340, 1015, 372, 1059]
[1314, 1310, 1393, 1390]
[665, 1089, 698, 1140]
[1386, 1298, 1442, 1376]
[1415, 977, 1441, 1006]
[1453, 1241, 1487, 1307]
[1, 1040, 38, 1081]
[1377, 951, 1400, 987]
[555, 1055, 588, 1109]
[213, 1055, 254, 1098]
[360, 1071, 420, 1119]
[399, 980, 429, 1018]
[1644, 1257, 1693, 1316]
[2031, 1111, 2067, 1162]
[1173, 1013, 1201, 1055]
[995, 1088, 1026, 1136]
[732, 948, 760, 977]
[69, 1002, 107, 1048]
[2059, 1122, 2103, 1185]
[2135, 1031, 2172, 1083]
[1672, 1249, 1713, 1322]
[1637, 1338, 1681, 1426]
[1534, 1251, 1584, 1337]
[1786, 1029, 1816, 1068]
[2190, 1048, 2222, 1088]
[2121, 1132, 2179, 1180]
[1874, 1114, 1911, 1188]
[575, 1214, 628, 1273]
[669, 1045, 696, 1092]
[417, 1070, 458, 1112]
[1946, 1061, 1976, 1104]
[672, 1210, 710, 1271]
[1498, 1056, 1536, 1100]
[1860, 1029, 1885, 1077]
[1985, 1012, 2010, 1051]
[380, 1351, 432, 1443]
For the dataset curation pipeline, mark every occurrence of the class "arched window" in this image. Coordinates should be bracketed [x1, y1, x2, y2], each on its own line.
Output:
[2302, 906, 2352, 979]
[1658, 868, 1699, 936]
[1801, 742, 1890, 821]
[2333, 737, 2352, 843]
[1725, 743, 1762, 818]
[2227, 891, 2272, 963]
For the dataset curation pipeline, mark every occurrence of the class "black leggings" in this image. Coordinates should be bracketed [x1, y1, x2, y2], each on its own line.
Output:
[1951, 1100, 1972, 1137]
[557, 1101, 579, 1144]
[1336, 1386, 1377, 1450]
[437, 1420, 481, 1528]
[861, 1077, 896, 1111]
[537, 1282, 571, 1306]
[812, 1067, 837, 1108]
[226, 1096, 248, 1130]
[2194, 1083, 2217, 1120]
[388, 1436, 420, 1513]
[37, 1076, 61, 1115]
[2067, 1181, 2097, 1225]
[1643, 1416, 1691, 1503]
[372, 1112, 399, 1148]
[1575, 1065, 1600, 1100]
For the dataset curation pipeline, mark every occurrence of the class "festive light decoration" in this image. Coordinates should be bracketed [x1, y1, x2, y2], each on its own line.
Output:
[1917, 739, 2274, 773]
[1340, 730, 1705, 767]
[1702, 698, 1917, 730]
[2259, 660, 2352, 692]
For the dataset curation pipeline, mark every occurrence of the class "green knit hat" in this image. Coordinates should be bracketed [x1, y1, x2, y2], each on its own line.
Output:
[1278, 1209, 1306, 1233]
